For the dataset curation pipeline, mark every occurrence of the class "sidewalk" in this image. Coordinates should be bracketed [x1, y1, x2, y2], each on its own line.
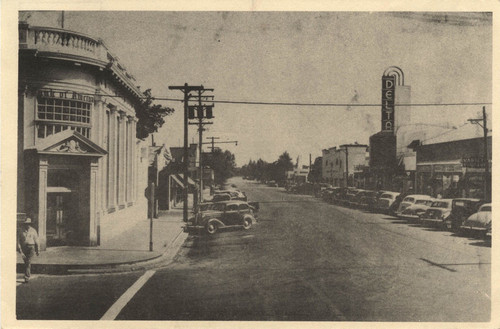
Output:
[16, 207, 190, 275]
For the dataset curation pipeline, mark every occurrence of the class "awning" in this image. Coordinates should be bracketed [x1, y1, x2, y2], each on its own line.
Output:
[171, 174, 196, 188]
[178, 174, 196, 186]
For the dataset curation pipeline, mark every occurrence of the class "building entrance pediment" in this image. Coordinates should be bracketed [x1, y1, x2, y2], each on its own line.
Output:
[33, 130, 107, 157]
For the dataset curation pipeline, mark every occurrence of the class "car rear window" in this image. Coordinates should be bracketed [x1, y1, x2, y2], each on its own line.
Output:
[238, 204, 249, 211]
[432, 201, 450, 208]
[403, 197, 415, 203]
[480, 206, 491, 212]
[205, 203, 225, 211]
[227, 204, 239, 211]
[380, 193, 394, 199]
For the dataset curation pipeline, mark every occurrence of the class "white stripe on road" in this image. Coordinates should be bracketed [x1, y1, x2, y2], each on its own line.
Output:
[100, 270, 156, 320]
[299, 277, 346, 320]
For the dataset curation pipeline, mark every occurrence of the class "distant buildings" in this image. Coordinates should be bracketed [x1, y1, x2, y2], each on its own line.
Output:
[322, 143, 368, 187]
[315, 66, 490, 201]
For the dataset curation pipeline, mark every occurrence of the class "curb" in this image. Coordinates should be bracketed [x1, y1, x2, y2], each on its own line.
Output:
[17, 229, 189, 275]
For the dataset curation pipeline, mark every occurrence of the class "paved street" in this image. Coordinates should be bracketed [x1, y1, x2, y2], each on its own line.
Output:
[17, 177, 490, 321]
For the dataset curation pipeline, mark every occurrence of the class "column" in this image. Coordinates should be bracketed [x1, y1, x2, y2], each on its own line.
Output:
[38, 156, 48, 251]
[89, 159, 99, 246]
[94, 98, 105, 244]
[131, 118, 138, 202]
[126, 116, 134, 205]
[107, 106, 117, 212]
[118, 111, 127, 208]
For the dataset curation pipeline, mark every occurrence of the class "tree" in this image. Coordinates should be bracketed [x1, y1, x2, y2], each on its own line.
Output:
[204, 149, 237, 185]
[135, 89, 175, 140]
[275, 151, 294, 183]
[308, 156, 323, 183]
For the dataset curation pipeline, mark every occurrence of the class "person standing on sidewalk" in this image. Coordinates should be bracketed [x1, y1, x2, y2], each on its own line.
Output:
[17, 218, 39, 283]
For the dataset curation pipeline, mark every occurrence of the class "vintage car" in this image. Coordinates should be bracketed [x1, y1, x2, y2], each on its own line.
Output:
[397, 198, 434, 222]
[396, 194, 433, 215]
[460, 203, 491, 238]
[185, 200, 259, 235]
[375, 191, 400, 213]
[359, 190, 382, 211]
[348, 189, 368, 208]
[445, 198, 485, 232]
[213, 189, 247, 201]
[420, 199, 453, 228]
[342, 188, 360, 207]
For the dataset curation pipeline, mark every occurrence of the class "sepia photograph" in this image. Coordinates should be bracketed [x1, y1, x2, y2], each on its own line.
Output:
[2, 4, 497, 327]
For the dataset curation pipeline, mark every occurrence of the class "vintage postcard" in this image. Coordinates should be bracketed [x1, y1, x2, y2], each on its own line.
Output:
[2, 1, 498, 328]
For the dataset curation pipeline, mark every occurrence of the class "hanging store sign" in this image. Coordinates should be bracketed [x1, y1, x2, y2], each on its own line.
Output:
[461, 156, 487, 168]
[381, 76, 395, 132]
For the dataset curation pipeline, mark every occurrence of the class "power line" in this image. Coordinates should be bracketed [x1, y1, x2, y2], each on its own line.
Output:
[43, 89, 491, 108]
[151, 98, 491, 107]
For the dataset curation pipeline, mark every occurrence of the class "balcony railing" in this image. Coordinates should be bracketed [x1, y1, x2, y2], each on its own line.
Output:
[19, 23, 142, 100]
[19, 24, 108, 63]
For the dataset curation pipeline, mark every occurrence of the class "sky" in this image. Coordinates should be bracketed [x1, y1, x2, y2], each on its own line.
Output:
[23, 11, 492, 166]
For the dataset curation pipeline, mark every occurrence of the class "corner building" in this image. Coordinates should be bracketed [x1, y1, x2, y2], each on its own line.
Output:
[18, 22, 150, 250]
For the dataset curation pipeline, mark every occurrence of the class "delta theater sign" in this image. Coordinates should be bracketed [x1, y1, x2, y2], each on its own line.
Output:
[381, 76, 395, 132]
[381, 66, 404, 133]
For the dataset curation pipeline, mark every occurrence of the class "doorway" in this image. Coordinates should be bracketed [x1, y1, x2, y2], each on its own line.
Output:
[46, 169, 80, 246]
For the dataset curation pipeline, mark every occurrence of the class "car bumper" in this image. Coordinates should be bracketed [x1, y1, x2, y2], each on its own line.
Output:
[183, 225, 204, 233]
[398, 214, 420, 221]
[460, 225, 488, 232]
[421, 218, 443, 224]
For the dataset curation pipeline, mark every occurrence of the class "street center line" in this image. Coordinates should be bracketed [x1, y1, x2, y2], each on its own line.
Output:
[100, 270, 156, 320]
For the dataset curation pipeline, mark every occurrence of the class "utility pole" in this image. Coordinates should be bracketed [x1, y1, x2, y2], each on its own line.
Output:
[206, 137, 220, 153]
[468, 106, 490, 201]
[188, 89, 214, 203]
[203, 137, 238, 153]
[344, 147, 349, 187]
[169, 83, 204, 223]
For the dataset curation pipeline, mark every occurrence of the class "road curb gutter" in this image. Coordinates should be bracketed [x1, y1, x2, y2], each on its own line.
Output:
[16, 228, 189, 276]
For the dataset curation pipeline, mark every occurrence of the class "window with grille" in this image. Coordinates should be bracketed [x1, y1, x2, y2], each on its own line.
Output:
[36, 94, 92, 139]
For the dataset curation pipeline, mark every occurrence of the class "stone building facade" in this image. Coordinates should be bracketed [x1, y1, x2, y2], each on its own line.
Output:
[18, 22, 151, 250]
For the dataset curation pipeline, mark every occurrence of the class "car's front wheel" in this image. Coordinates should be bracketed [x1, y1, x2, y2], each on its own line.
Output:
[242, 217, 252, 230]
[206, 221, 218, 235]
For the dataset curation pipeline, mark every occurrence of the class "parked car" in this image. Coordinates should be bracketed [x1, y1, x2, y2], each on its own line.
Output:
[397, 198, 434, 223]
[375, 191, 400, 213]
[460, 203, 491, 238]
[445, 198, 485, 232]
[360, 191, 387, 211]
[213, 189, 247, 201]
[212, 193, 231, 202]
[348, 189, 368, 208]
[322, 187, 339, 203]
[315, 183, 332, 197]
[420, 199, 453, 229]
[396, 194, 433, 215]
[185, 200, 259, 235]
[267, 180, 278, 187]
[342, 188, 360, 207]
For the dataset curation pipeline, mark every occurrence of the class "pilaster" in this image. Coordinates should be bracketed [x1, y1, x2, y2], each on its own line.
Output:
[89, 159, 99, 246]
[38, 156, 48, 251]
[107, 106, 117, 212]
[118, 111, 127, 208]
